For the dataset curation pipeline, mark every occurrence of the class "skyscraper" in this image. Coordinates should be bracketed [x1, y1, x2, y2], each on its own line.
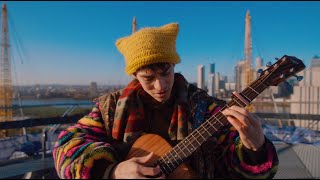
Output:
[209, 63, 215, 74]
[197, 65, 205, 89]
[208, 63, 215, 96]
[235, 60, 246, 92]
[215, 72, 220, 93]
[208, 74, 215, 96]
[290, 56, 319, 116]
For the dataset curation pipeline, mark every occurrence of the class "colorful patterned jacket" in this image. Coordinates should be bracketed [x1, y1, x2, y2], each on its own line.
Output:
[53, 81, 279, 179]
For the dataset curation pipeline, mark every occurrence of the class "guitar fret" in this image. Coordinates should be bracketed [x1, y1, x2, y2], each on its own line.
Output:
[215, 117, 224, 126]
[168, 152, 180, 168]
[157, 159, 170, 175]
[241, 93, 252, 102]
[201, 124, 212, 137]
[171, 147, 184, 162]
[185, 137, 196, 152]
[190, 133, 201, 145]
[164, 159, 174, 171]
[195, 128, 206, 141]
[219, 112, 230, 124]
[206, 120, 217, 131]
[176, 143, 187, 158]
[212, 117, 221, 130]
[182, 139, 194, 154]
[232, 97, 245, 107]
[249, 86, 259, 95]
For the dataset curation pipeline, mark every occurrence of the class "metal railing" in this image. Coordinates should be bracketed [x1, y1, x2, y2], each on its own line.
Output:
[0, 105, 320, 178]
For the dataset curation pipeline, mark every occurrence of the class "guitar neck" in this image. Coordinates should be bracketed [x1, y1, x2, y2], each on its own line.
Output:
[155, 78, 269, 176]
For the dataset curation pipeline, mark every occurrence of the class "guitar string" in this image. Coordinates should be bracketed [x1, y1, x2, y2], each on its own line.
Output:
[158, 80, 267, 172]
[158, 61, 282, 173]
[158, 77, 268, 172]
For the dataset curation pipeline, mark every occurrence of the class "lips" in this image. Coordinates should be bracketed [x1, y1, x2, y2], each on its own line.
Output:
[156, 90, 167, 97]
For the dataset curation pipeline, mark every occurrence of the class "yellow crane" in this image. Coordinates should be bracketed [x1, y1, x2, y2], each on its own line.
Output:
[244, 10, 255, 112]
[0, 2, 13, 138]
[132, 16, 137, 33]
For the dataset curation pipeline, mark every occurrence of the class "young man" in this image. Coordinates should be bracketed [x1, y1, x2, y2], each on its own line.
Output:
[53, 23, 278, 179]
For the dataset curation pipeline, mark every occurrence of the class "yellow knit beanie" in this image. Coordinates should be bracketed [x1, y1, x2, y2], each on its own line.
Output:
[116, 22, 181, 75]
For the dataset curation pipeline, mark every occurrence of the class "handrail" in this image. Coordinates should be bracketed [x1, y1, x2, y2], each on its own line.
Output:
[0, 102, 94, 109]
[0, 113, 85, 129]
[0, 112, 319, 130]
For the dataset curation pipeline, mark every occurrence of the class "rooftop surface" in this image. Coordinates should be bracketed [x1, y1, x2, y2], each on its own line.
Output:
[0, 141, 319, 179]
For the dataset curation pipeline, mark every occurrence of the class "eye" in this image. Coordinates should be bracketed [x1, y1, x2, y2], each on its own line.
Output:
[144, 77, 154, 82]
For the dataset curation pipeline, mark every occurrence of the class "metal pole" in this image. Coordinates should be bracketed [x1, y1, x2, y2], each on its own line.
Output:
[42, 128, 47, 159]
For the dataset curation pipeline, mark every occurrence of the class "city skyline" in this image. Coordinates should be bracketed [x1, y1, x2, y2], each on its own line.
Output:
[5, 1, 320, 86]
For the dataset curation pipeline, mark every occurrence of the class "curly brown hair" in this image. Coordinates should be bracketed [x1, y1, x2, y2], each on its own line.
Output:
[133, 63, 173, 75]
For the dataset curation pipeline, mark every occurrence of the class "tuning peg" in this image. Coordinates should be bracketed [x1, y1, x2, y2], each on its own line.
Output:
[257, 69, 263, 73]
[294, 75, 303, 81]
[290, 68, 294, 72]
[275, 57, 279, 61]
[280, 74, 285, 79]
[266, 62, 272, 67]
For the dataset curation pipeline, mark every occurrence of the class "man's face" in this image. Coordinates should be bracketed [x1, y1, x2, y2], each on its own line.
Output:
[135, 64, 175, 103]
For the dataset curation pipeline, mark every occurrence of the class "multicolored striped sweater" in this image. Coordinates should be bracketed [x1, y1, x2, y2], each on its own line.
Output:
[53, 80, 279, 179]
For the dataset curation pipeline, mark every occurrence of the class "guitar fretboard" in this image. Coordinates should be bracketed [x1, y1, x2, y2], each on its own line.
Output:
[155, 78, 269, 176]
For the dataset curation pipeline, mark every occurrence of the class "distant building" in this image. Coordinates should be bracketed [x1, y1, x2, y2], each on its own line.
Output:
[255, 57, 263, 70]
[225, 82, 236, 91]
[89, 82, 98, 98]
[290, 56, 320, 115]
[208, 74, 215, 96]
[209, 63, 215, 74]
[197, 65, 205, 89]
[207, 63, 215, 96]
[215, 72, 220, 93]
[235, 60, 246, 92]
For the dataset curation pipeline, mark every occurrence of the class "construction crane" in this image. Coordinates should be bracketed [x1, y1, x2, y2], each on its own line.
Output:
[0, 2, 13, 138]
[132, 16, 137, 33]
[244, 10, 253, 89]
[244, 10, 255, 112]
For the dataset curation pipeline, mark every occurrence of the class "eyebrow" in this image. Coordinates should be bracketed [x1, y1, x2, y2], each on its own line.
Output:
[139, 74, 154, 78]
[138, 66, 172, 78]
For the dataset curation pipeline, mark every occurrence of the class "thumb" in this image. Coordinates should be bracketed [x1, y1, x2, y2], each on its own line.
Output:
[133, 152, 154, 165]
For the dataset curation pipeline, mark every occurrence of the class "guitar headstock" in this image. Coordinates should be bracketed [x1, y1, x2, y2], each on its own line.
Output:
[259, 55, 306, 86]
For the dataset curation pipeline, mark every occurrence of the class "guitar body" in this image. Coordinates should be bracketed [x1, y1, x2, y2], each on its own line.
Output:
[125, 134, 198, 179]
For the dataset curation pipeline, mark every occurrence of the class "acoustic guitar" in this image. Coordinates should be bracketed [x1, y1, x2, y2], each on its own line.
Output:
[125, 55, 306, 179]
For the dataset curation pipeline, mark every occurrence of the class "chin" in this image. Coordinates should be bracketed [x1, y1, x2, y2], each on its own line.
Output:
[154, 96, 167, 103]
[155, 98, 165, 102]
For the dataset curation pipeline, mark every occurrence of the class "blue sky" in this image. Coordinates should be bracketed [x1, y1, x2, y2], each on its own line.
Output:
[5, 1, 320, 86]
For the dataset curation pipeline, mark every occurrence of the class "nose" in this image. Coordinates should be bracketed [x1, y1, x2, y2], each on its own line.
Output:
[154, 78, 167, 91]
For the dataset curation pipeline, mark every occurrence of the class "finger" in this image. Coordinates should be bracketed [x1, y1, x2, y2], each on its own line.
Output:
[223, 108, 250, 127]
[133, 152, 154, 164]
[232, 106, 257, 125]
[229, 106, 251, 119]
[137, 165, 162, 177]
[229, 105, 258, 125]
[225, 115, 243, 131]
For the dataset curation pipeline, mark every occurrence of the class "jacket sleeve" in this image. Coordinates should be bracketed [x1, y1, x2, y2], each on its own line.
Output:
[52, 96, 119, 179]
[207, 104, 279, 179]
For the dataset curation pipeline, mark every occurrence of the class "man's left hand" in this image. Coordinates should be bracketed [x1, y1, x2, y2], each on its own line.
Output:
[222, 105, 265, 151]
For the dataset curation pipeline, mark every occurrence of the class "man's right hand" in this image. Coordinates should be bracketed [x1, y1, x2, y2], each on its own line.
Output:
[111, 152, 165, 179]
